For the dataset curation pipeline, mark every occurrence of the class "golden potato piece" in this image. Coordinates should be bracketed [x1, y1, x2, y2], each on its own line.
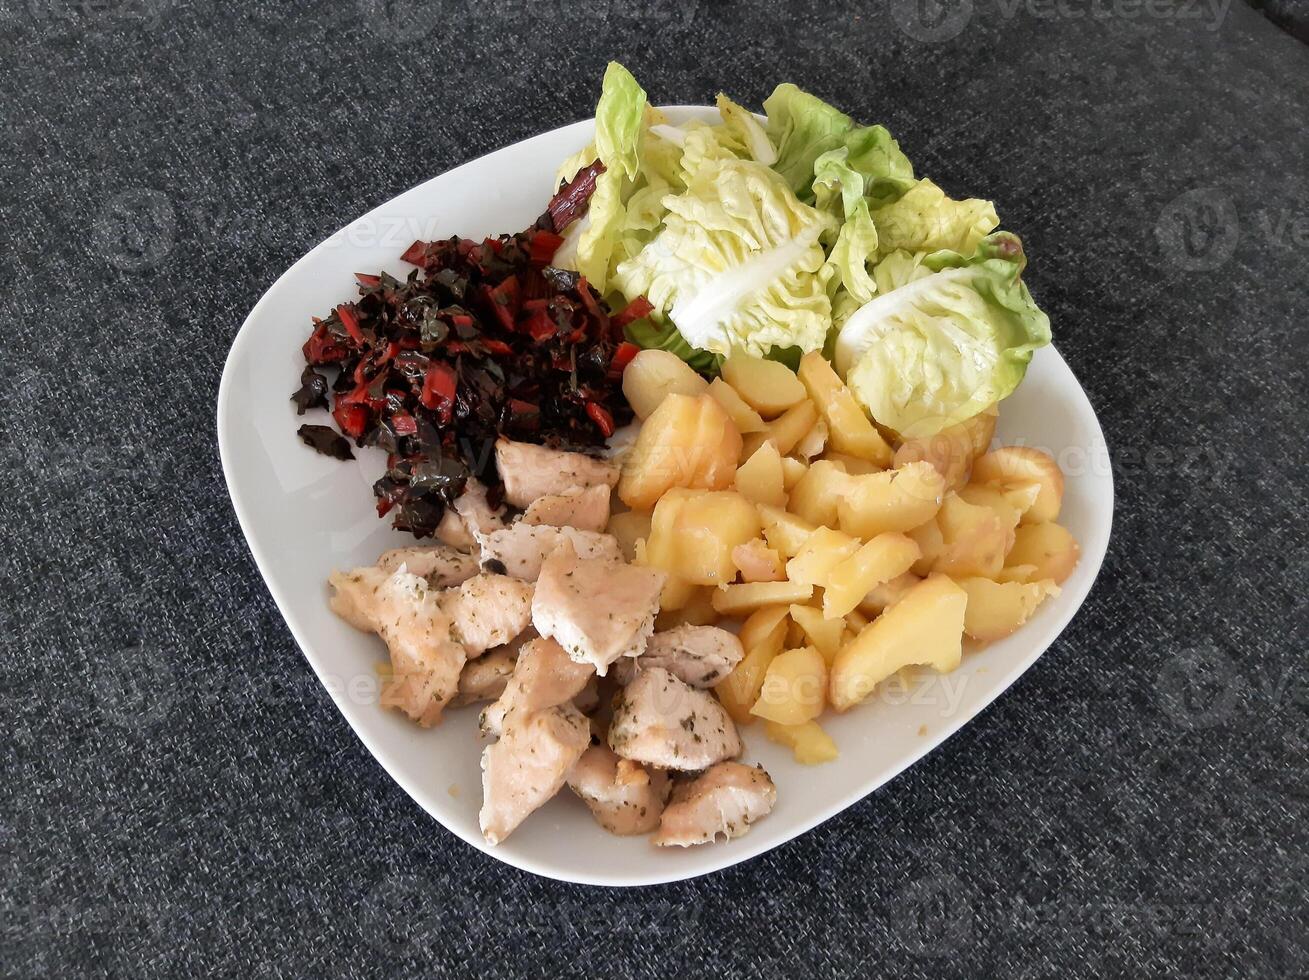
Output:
[759, 504, 818, 558]
[645, 489, 760, 586]
[655, 586, 720, 630]
[722, 353, 807, 417]
[1006, 522, 1080, 585]
[844, 609, 870, 633]
[821, 451, 883, 476]
[958, 482, 1041, 535]
[766, 399, 820, 456]
[780, 455, 808, 490]
[764, 719, 838, 765]
[788, 603, 845, 663]
[622, 349, 708, 420]
[956, 577, 1060, 642]
[785, 526, 860, 588]
[789, 460, 854, 527]
[822, 533, 921, 619]
[738, 604, 790, 654]
[735, 441, 787, 508]
[733, 538, 786, 583]
[606, 510, 651, 562]
[892, 407, 998, 492]
[836, 461, 946, 539]
[618, 394, 742, 510]
[858, 571, 923, 616]
[711, 580, 814, 617]
[714, 627, 785, 725]
[971, 446, 1065, 524]
[829, 575, 967, 711]
[932, 493, 1010, 579]
[792, 420, 828, 461]
[707, 377, 766, 433]
[751, 646, 827, 725]
[797, 351, 893, 466]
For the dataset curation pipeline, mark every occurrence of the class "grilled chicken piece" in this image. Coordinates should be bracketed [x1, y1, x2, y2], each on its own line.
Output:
[495, 438, 620, 509]
[652, 762, 778, 847]
[608, 667, 741, 770]
[612, 625, 745, 689]
[329, 566, 467, 727]
[480, 637, 595, 737]
[567, 745, 672, 836]
[452, 648, 519, 707]
[479, 702, 590, 845]
[436, 479, 507, 552]
[479, 523, 622, 581]
[376, 545, 479, 588]
[532, 540, 665, 676]
[442, 574, 534, 654]
[521, 485, 612, 533]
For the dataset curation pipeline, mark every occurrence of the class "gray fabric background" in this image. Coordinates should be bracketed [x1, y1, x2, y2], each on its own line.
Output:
[2, 1, 1306, 977]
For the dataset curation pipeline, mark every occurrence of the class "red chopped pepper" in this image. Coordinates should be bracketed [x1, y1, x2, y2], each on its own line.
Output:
[420, 362, 458, 411]
[336, 304, 365, 345]
[585, 402, 615, 438]
[528, 230, 565, 267]
[612, 296, 655, 329]
[608, 342, 640, 379]
[333, 402, 370, 439]
[401, 240, 429, 266]
[355, 272, 382, 288]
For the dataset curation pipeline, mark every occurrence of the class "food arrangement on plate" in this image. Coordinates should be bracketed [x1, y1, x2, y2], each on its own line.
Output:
[291, 64, 1080, 850]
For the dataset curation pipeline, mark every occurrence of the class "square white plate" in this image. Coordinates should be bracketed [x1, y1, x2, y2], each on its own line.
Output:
[217, 107, 1114, 886]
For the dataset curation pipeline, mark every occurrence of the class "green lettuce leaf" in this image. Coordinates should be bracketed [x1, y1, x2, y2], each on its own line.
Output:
[870, 178, 999, 258]
[834, 232, 1051, 437]
[624, 314, 722, 374]
[614, 155, 836, 359]
[763, 84, 853, 200]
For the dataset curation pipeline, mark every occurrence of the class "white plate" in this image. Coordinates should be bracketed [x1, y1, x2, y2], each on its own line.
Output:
[217, 107, 1114, 887]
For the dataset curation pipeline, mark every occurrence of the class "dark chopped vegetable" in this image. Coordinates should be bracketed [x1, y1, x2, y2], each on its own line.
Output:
[291, 163, 649, 538]
[297, 424, 355, 461]
[290, 365, 330, 414]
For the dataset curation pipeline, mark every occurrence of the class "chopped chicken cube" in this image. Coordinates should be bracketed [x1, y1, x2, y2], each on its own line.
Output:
[376, 545, 479, 588]
[608, 667, 741, 770]
[436, 479, 506, 551]
[573, 675, 600, 715]
[652, 762, 777, 847]
[479, 702, 590, 845]
[521, 485, 612, 533]
[532, 540, 665, 676]
[442, 574, 534, 654]
[480, 637, 594, 737]
[329, 566, 466, 727]
[495, 438, 620, 508]
[479, 523, 622, 581]
[452, 648, 519, 707]
[612, 625, 745, 689]
[567, 745, 672, 836]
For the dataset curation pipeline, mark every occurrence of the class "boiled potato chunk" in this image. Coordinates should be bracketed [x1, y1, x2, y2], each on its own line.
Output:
[786, 526, 860, 587]
[766, 399, 820, 456]
[932, 493, 1009, 579]
[797, 351, 894, 466]
[764, 719, 838, 765]
[714, 627, 786, 725]
[971, 447, 1065, 524]
[789, 603, 845, 663]
[722, 353, 807, 417]
[606, 510, 651, 562]
[1006, 522, 1080, 584]
[780, 455, 808, 490]
[618, 394, 742, 510]
[712, 580, 814, 616]
[655, 586, 720, 630]
[822, 533, 921, 619]
[844, 609, 870, 632]
[657, 572, 698, 611]
[956, 577, 1060, 642]
[752, 646, 828, 724]
[622, 349, 708, 420]
[759, 504, 818, 558]
[829, 575, 967, 711]
[792, 419, 828, 461]
[789, 460, 854, 527]
[738, 604, 790, 653]
[858, 571, 923, 616]
[958, 482, 1040, 533]
[735, 441, 787, 508]
[906, 519, 944, 577]
[732, 538, 786, 582]
[707, 377, 766, 433]
[645, 489, 760, 585]
[822, 451, 883, 475]
[893, 407, 998, 491]
[836, 461, 945, 539]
